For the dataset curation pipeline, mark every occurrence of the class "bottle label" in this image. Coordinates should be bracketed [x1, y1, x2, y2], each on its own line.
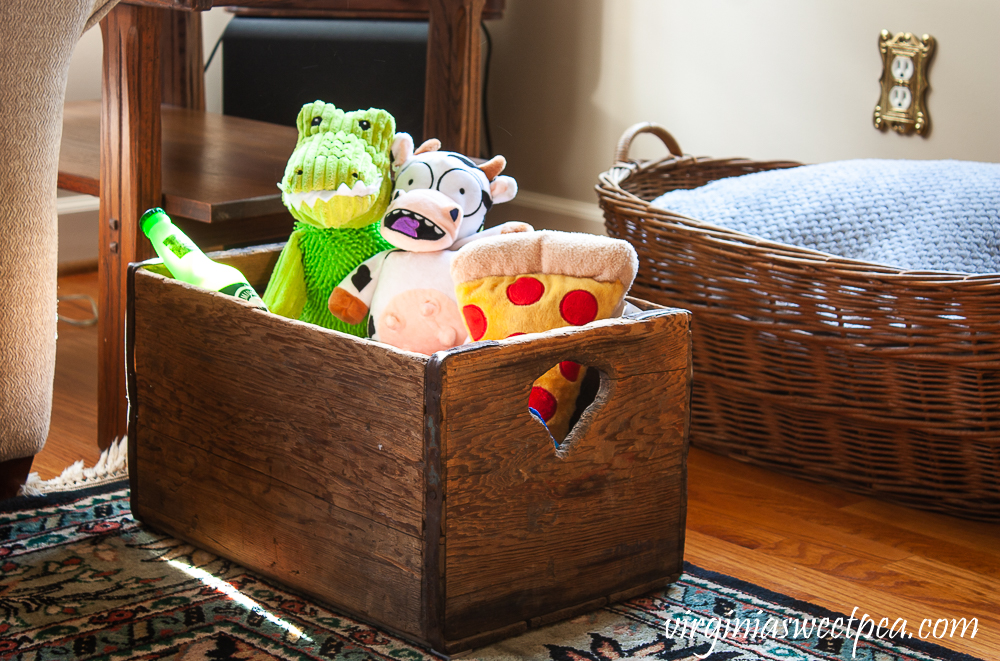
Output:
[220, 282, 268, 310]
[163, 233, 196, 260]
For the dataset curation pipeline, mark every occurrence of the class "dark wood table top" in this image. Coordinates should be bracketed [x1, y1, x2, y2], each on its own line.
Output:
[59, 100, 296, 223]
[129, 0, 503, 20]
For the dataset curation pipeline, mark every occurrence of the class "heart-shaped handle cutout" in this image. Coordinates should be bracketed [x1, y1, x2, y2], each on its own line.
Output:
[528, 361, 606, 448]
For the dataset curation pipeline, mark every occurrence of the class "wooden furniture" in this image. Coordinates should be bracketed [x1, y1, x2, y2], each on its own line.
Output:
[226, 0, 504, 20]
[58, 0, 500, 448]
[60, 100, 295, 241]
[127, 243, 692, 654]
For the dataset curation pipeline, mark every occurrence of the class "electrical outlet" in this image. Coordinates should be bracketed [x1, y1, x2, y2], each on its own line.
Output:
[874, 31, 935, 135]
[890, 55, 914, 81]
[888, 85, 912, 110]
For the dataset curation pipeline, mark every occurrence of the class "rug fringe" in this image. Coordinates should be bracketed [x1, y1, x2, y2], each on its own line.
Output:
[19, 437, 129, 496]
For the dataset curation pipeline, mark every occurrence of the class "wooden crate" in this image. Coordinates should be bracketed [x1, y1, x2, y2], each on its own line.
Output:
[126, 243, 692, 655]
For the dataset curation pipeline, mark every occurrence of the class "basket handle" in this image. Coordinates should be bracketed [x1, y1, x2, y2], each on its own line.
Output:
[614, 122, 683, 163]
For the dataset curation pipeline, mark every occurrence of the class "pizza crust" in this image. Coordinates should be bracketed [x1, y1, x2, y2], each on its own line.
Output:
[451, 230, 639, 289]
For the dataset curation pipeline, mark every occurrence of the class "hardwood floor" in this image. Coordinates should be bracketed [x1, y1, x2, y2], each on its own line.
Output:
[35, 269, 999, 659]
[32, 269, 103, 479]
[685, 454, 999, 659]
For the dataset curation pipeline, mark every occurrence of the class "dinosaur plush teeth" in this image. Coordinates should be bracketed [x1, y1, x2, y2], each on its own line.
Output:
[283, 177, 383, 209]
[348, 177, 381, 196]
[336, 180, 380, 196]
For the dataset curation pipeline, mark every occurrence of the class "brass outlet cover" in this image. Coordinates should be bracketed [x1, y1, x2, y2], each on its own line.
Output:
[874, 30, 935, 135]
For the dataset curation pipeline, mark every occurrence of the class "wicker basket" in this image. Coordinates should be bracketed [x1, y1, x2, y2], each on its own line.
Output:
[598, 122, 1000, 521]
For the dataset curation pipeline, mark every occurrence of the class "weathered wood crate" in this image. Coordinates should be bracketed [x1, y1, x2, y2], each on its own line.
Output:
[126, 243, 692, 655]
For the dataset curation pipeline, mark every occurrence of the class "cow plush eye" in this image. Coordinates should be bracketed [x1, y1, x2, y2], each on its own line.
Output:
[396, 161, 433, 192]
[437, 168, 483, 216]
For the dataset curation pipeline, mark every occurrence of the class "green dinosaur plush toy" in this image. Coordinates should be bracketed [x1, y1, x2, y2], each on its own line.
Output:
[263, 101, 400, 335]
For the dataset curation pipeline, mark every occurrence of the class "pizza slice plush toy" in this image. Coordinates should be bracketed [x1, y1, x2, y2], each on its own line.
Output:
[450, 230, 639, 443]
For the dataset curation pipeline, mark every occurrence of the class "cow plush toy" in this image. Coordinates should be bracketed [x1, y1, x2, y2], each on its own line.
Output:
[328, 135, 531, 354]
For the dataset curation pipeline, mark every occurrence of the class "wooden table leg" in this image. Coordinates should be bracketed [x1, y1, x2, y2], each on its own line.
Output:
[161, 9, 205, 111]
[425, 0, 486, 156]
[98, 4, 162, 449]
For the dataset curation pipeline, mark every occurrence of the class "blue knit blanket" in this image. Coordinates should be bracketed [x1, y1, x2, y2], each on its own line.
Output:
[650, 159, 1000, 274]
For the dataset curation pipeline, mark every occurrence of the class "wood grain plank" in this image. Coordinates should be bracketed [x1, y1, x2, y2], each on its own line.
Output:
[98, 4, 162, 449]
[132, 268, 428, 537]
[685, 506, 789, 552]
[439, 310, 691, 641]
[34, 272, 102, 480]
[200, 242, 284, 291]
[157, 108, 295, 222]
[444, 371, 687, 593]
[888, 556, 1000, 611]
[160, 9, 205, 111]
[689, 446, 868, 510]
[425, 0, 485, 155]
[60, 100, 296, 223]
[685, 529, 1000, 660]
[688, 453, 1000, 580]
[124, 0, 213, 11]
[422, 353, 447, 650]
[842, 498, 1000, 557]
[133, 427, 424, 637]
[225, 0, 504, 20]
[172, 211, 294, 252]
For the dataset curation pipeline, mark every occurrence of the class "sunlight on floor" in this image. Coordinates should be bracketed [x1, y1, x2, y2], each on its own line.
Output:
[167, 559, 314, 643]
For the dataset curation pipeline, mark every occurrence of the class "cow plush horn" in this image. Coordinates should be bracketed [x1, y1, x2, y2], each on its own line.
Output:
[478, 155, 506, 181]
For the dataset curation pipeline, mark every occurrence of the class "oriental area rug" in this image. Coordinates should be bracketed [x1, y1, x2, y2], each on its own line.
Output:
[0, 484, 984, 661]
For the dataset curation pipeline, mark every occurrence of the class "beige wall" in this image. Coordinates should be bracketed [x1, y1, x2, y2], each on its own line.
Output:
[486, 0, 1000, 211]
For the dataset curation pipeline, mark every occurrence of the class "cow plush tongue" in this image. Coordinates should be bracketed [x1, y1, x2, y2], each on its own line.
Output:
[392, 215, 420, 238]
[386, 209, 447, 241]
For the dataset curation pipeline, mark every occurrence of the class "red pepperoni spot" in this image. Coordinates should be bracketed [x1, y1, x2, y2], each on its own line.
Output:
[462, 305, 487, 341]
[560, 290, 598, 325]
[506, 332, 525, 338]
[506, 277, 544, 305]
[529, 387, 558, 422]
[559, 361, 581, 382]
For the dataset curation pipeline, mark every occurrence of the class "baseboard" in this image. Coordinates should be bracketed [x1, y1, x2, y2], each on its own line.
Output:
[58, 259, 99, 277]
[56, 194, 100, 215]
[57, 193, 100, 267]
[486, 190, 606, 235]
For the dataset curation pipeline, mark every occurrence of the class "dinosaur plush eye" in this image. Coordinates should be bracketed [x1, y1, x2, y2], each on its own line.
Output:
[358, 119, 371, 130]
[311, 117, 322, 127]
[438, 168, 483, 217]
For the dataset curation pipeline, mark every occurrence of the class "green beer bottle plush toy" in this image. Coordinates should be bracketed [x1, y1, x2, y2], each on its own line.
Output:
[263, 101, 404, 335]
